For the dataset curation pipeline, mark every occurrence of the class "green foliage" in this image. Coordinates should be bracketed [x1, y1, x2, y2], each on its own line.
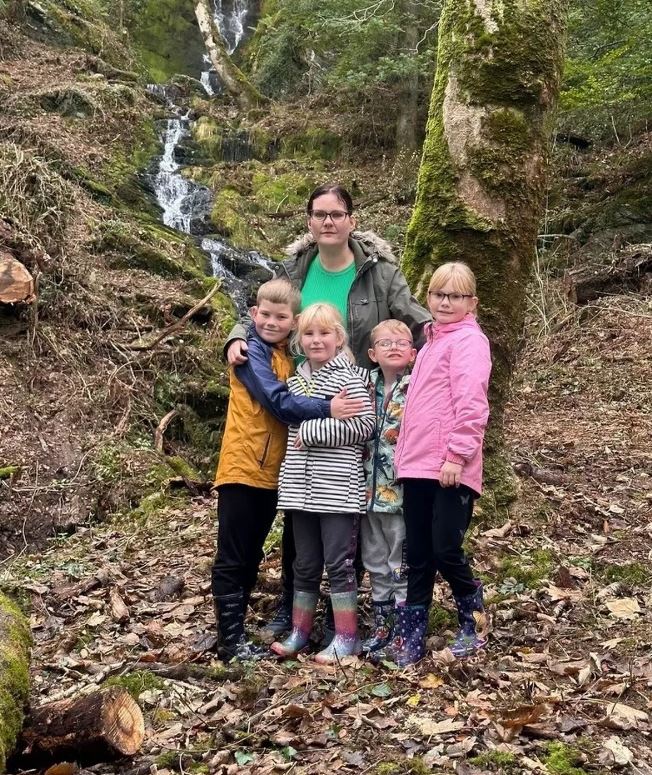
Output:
[469, 751, 518, 772]
[561, 0, 652, 138]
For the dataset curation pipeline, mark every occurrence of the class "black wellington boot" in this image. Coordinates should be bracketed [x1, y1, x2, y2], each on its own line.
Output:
[215, 591, 267, 662]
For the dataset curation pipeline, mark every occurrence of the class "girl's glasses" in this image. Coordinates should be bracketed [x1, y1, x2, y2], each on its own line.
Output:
[309, 210, 350, 223]
[428, 291, 473, 303]
[373, 338, 413, 350]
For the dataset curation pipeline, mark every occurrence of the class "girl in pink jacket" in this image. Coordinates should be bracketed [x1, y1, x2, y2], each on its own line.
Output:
[386, 262, 491, 665]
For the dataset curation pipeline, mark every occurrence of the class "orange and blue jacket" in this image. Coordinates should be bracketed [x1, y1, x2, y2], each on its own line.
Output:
[214, 327, 332, 490]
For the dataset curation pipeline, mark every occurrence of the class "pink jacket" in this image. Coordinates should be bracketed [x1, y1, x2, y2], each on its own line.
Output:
[394, 314, 491, 495]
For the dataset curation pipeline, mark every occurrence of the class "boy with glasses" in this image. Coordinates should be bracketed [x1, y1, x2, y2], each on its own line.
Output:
[360, 320, 417, 654]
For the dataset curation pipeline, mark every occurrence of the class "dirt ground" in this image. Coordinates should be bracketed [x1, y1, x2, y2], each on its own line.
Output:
[2, 286, 651, 774]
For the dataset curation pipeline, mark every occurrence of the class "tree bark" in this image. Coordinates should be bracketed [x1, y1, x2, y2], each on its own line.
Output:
[0, 593, 31, 772]
[402, 0, 567, 514]
[395, 0, 420, 151]
[195, 0, 268, 110]
[18, 687, 144, 765]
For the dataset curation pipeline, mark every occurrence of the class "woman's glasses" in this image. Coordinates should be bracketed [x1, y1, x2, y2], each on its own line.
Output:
[428, 291, 474, 303]
[309, 209, 350, 223]
[373, 338, 413, 351]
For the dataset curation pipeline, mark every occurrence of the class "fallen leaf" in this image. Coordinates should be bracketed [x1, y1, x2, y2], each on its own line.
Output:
[603, 702, 649, 730]
[109, 587, 129, 623]
[600, 736, 633, 766]
[545, 584, 583, 602]
[418, 673, 444, 689]
[371, 682, 392, 698]
[406, 693, 421, 707]
[605, 598, 641, 619]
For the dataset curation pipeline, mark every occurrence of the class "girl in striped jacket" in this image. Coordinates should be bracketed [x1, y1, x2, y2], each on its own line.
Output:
[271, 303, 375, 663]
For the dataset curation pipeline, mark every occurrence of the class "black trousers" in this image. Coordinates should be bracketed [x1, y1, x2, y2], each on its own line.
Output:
[211, 484, 278, 599]
[280, 511, 365, 596]
[291, 510, 360, 594]
[403, 478, 477, 607]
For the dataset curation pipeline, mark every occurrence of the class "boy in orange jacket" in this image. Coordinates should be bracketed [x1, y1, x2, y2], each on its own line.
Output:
[210, 279, 362, 660]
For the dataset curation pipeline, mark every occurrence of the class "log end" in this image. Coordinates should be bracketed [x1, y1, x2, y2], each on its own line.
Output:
[0, 253, 35, 304]
[101, 687, 145, 756]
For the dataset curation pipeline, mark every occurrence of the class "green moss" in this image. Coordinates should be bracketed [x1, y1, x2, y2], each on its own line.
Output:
[210, 187, 260, 250]
[374, 757, 430, 775]
[0, 466, 20, 480]
[498, 549, 555, 589]
[103, 669, 165, 699]
[597, 562, 651, 586]
[281, 127, 342, 160]
[543, 742, 587, 775]
[469, 751, 518, 772]
[428, 604, 457, 634]
[0, 593, 31, 771]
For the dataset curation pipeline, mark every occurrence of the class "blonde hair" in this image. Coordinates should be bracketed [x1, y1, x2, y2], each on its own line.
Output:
[257, 278, 302, 315]
[292, 302, 349, 358]
[370, 319, 413, 347]
[428, 262, 477, 296]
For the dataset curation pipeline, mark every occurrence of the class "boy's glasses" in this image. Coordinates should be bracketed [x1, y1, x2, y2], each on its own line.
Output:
[373, 338, 413, 350]
[428, 291, 474, 303]
[309, 209, 350, 223]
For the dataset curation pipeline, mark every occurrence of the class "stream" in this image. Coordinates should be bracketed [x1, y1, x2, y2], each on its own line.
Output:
[148, 0, 273, 314]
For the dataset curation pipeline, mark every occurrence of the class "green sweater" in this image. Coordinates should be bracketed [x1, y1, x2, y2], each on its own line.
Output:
[300, 254, 356, 329]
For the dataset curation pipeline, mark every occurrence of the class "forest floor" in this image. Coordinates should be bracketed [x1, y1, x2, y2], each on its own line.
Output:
[2, 285, 651, 775]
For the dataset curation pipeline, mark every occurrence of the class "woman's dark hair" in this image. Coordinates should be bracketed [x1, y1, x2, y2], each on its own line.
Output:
[306, 184, 354, 215]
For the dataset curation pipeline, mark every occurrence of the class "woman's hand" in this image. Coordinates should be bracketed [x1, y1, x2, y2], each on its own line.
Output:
[330, 387, 365, 419]
[440, 461, 463, 487]
[227, 339, 249, 366]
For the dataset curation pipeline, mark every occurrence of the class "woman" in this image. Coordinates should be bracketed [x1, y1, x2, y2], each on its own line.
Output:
[223, 183, 431, 638]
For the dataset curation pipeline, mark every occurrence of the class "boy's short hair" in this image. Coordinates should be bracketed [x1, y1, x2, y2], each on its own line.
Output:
[257, 278, 302, 315]
[369, 319, 413, 347]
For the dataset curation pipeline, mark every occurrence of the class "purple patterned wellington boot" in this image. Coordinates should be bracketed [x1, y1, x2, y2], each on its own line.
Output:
[362, 599, 395, 654]
[270, 591, 318, 658]
[450, 580, 488, 658]
[314, 591, 361, 664]
[373, 604, 427, 667]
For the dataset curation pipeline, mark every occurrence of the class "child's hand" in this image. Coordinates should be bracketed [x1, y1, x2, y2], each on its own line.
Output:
[330, 388, 365, 419]
[293, 435, 306, 449]
[440, 461, 463, 487]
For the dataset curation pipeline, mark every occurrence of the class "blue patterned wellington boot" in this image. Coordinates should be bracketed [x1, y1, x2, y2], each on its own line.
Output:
[450, 580, 488, 658]
[362, 600, 395, 654]
[270, 591, 319, 658]
[390, 604, 428, 666]
[314, 591, 361, 664]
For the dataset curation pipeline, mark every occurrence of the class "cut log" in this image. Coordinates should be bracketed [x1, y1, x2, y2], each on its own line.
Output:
[0, 252, 35, 304]
[564, 244, 652, 304]
[0, 592, 31, 772]
[19, 687, 144, 764]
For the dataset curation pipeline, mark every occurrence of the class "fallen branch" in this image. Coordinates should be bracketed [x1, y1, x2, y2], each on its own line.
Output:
[154, 409, 180, 453]
[0, 593, 31, 770]
[564, 244, 652, 304]
[126, 283, 221, 351]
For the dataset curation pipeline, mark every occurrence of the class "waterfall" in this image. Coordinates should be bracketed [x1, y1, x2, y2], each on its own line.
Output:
[148, 1, 273, 314]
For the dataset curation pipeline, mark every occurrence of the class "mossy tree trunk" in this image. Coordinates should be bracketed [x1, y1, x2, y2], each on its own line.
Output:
[0, 592, 31, 772]
[195, 0, 269, 111]
[402, 0, 567, 515]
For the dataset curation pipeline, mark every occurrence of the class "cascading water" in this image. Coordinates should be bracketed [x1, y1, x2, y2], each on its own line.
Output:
[149, 0, 272, 314]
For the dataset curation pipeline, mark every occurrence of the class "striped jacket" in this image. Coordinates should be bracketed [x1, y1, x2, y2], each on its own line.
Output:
[277, 353, 375, 514]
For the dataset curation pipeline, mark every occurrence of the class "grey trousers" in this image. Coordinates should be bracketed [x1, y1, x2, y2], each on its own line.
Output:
[361, 511, 408, 604]
[291, 510, 360, 594]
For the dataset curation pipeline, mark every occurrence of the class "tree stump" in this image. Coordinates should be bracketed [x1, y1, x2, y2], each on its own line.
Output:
[0, 592, 31, 772]
[19, 687, 144, 764]
[0, 252, 35, 304]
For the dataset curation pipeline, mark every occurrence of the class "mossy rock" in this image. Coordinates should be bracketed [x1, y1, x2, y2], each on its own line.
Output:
[210, 187, 263, 251]
[37, 86, 98, 117]
[280, 127, 342, 160]
[0, 592, 31, 771]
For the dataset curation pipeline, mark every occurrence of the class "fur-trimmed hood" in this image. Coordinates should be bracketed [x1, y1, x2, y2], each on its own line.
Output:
[284, 230, 397, 264]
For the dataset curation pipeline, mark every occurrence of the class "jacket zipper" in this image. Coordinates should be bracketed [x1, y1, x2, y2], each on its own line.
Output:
[259, 434, 271, 468]
[370, 376, 398, 508]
